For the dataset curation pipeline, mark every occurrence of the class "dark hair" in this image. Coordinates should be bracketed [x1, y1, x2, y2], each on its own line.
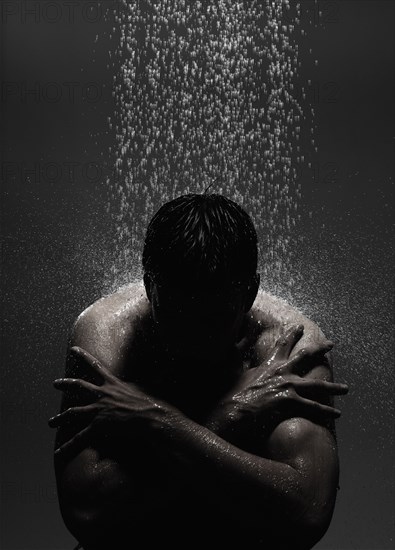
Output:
[142, 193, 258, 288]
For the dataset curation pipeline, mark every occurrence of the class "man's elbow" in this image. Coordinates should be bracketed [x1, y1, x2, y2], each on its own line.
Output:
[57, 468, 139, 548]
[62, 504, 141, 550]
[60, 503, 101, 548]
[295, 500, 335, 548]
[264, 511, 333, 550]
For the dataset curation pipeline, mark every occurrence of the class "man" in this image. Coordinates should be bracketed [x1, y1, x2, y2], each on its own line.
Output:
[50, 193, 348, 549]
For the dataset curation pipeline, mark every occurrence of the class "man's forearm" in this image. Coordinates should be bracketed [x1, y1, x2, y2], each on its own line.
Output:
[60, 405, 320, 550]
[204, 400, 252, 446]
[141, 403, 310, 530]
[53, 344, 328, 547]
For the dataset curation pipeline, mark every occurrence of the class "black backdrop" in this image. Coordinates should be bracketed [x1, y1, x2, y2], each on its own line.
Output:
[1, 1, 394, 548]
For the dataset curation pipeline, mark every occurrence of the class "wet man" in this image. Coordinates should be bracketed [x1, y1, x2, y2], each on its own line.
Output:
[50, 194, 348, 549]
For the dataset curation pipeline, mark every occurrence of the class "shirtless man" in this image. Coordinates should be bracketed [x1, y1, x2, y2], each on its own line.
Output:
[49, 193, 348, 549]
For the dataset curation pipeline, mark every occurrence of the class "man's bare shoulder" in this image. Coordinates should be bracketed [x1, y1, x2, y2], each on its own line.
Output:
[249, 290, 331, 366]
[70, 282, 150, 373]
[73, 282, 148, 327]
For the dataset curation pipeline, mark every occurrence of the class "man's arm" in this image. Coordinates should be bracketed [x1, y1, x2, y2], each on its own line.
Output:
[205, 326, 341, 445]
[52, 344, 344, 550]
[53, 314, 145, 548]
[202, 335, 341, 544]
[131, 354, 340, 547]
[260, 359, 340, 544]
[136, 394, 337, 548]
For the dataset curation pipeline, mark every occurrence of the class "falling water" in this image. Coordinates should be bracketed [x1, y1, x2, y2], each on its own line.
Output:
[105, 0, 313, 292]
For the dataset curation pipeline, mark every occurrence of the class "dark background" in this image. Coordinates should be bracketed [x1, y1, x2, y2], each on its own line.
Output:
[1, 1, 394, 548]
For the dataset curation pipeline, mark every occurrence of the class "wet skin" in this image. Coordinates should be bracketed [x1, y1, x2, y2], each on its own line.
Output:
[50, 282, 348, 549]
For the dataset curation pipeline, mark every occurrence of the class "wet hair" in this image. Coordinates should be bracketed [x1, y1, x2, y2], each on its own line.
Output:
[142, 193, 258, 289]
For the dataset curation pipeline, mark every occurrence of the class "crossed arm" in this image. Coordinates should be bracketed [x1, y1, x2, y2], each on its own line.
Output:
[51, 324, 347, 549]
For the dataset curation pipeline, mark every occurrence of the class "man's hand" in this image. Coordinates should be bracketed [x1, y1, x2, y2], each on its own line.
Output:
[207, 325, 348, 438]
[49, 346, 173, 456]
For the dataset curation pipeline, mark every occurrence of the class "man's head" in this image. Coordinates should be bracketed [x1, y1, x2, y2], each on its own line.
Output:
[143, 193, 260, 363]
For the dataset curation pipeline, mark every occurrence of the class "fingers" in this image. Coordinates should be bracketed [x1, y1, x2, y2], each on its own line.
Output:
[286, 342, 334, 374]
[54, 425, 92, 457]
[48, 404, 98, 428]
[53, 377, 102, 396]
[296, 379, 349, 396]
[70, 346, 115, 381]
[272, 324, 304, 361]
[296, 395, 342, 418]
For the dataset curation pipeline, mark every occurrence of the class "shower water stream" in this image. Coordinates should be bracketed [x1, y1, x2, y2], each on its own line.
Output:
[105, 0, 314, 293]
